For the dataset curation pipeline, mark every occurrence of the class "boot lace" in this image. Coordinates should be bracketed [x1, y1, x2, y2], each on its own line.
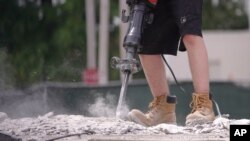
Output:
[148, 97, 162, 110]
[146, 97, 163, 115]
[189, 94, 210, 113]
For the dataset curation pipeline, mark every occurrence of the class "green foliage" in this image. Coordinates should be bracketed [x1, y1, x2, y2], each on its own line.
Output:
[0, 0, 87, 87]
[203, 0, 249, 29]
[0, 48, 15, 89]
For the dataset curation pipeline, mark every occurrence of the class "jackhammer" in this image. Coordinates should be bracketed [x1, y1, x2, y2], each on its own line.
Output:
[111, 0, 155, 118]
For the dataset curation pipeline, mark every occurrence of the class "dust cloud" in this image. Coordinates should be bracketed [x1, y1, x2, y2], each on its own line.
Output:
[88, 93, 130, 118]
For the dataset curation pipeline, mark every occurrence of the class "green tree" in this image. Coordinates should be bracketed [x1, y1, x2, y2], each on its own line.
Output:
[0, 0, 87, 87]
[203, 0, 248, 29]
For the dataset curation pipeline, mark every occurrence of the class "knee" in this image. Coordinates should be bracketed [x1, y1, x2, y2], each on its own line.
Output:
[183, 35, 203, 50]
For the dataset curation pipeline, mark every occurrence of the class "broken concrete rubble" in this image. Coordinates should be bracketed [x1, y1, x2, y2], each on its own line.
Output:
[0, 112, 249, 141]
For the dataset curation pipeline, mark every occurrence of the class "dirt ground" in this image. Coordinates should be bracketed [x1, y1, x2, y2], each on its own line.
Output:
[1, 112, 249, 141]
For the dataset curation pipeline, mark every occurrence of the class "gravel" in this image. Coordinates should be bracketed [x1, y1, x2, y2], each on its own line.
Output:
[0, 112, 249, 141]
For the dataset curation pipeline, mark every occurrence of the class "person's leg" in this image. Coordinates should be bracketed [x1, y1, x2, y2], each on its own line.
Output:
[127, 0, 178, 127]
[139, 55, 170, 97]
[183, 35, 215, 125]
[127, 54, 176, 126]
[183, 35, 209, 94]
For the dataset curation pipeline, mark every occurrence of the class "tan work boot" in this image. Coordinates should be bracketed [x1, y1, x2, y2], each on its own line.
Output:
[128, 95, 176, 127]
[186, 93, 215, 126]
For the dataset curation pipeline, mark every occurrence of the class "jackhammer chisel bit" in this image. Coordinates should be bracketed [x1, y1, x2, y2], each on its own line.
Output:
[111, 0, 153, 118]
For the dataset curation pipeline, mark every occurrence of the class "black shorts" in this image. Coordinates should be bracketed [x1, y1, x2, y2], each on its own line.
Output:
[139, 0, 203, 55]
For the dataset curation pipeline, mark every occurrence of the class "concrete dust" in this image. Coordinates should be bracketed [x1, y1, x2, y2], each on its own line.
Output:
[88, 94, 117, 117]
[0, 112, 249, 141]
[87, 93, 130, 119]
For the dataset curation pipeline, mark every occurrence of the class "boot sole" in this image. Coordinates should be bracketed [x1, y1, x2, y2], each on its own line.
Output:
[186, 118, 213, 126]
[128, 112, 148, 126]
[128, 112, 177, 127]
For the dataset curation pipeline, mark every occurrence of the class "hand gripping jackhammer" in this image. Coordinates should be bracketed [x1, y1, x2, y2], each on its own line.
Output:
[111, 0, 154, 118]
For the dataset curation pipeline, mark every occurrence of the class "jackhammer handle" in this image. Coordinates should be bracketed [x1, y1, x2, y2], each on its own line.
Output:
[123, 2, 147, 48]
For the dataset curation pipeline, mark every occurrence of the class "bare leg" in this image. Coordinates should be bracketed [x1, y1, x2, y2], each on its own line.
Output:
[139, 35, 209, 95]
[139, 55, 170, 97]
[128, 54, 176, 126]
[183, 35, 215, 125]
[183, 35, 210, 94]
